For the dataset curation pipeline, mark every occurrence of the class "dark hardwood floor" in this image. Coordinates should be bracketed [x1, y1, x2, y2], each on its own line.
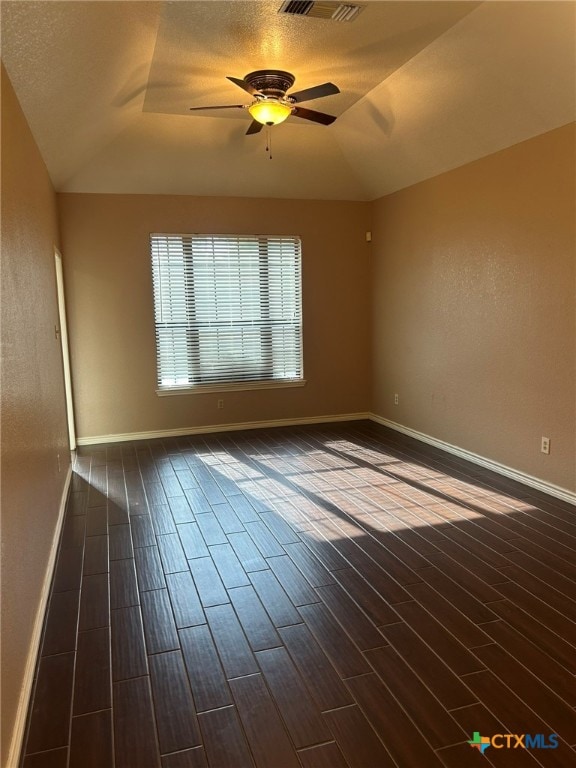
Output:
[20, 421, 576, 767]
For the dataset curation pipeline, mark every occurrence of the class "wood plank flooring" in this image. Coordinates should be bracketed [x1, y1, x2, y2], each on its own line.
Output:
[20, 421, 576, 767]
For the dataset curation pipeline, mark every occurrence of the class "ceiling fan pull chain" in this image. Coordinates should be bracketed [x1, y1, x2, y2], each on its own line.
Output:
[266, 125, 273, 159]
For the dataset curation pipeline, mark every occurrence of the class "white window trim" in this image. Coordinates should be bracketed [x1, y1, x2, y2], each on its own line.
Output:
[156, 379, 307, 397]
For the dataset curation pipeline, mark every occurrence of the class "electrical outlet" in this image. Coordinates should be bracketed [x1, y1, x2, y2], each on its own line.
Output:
[541, 437, 550, 455]
[217, 399, 224, 409]
[394, 393, 399, 405]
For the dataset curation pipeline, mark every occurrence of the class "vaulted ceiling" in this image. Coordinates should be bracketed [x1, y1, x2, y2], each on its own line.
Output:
[2, 1, 575, 201]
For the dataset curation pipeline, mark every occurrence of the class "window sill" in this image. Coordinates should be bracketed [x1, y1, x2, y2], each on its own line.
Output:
[156, 380, 307, 397]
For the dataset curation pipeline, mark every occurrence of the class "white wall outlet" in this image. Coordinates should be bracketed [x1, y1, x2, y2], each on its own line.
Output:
[394, 393, 399, 405]
[541, 436, 550, 455]
[217, 399, 224, 409]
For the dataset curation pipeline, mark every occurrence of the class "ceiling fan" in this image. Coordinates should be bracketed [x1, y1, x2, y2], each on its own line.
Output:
[190, 70, 340, 135]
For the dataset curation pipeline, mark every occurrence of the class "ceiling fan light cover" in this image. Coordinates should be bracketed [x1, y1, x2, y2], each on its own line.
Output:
[248, 100, 292, 125]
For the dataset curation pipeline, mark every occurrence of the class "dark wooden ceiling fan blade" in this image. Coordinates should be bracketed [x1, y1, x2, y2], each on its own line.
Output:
[189, 105, 246, 111]
[289, 82, 339, 103]
[227, 76, 259, 96]
[246, 120, 264, 135]
[291, 106, 336, 125]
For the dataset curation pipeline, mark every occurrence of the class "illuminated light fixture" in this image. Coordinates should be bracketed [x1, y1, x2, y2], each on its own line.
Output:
[248, 99, 292, 126]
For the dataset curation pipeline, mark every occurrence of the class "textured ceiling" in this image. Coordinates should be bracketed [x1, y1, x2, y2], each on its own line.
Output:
[2, 1, 575, 201]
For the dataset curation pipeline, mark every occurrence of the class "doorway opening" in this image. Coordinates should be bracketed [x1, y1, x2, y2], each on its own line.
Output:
[54, 249, 76, 450]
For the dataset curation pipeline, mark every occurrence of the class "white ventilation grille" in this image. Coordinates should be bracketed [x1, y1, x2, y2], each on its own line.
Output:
[279, 1, 364, 22]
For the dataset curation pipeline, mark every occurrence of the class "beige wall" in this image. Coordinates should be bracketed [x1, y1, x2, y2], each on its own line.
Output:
[371, 123, 576, 492]
[0, 65, 71, 766]
[57, 194, 372, 439]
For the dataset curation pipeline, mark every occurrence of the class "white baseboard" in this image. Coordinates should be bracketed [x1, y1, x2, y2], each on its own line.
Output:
[370, 414, 576, 506]
[7, 464, 73, 768]
[75, 412, 372, 446]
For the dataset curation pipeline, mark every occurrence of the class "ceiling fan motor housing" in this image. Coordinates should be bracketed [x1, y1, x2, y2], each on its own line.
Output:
[245, 70, 296, 99]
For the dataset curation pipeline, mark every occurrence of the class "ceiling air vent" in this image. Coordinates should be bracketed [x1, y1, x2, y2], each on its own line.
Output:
[279, 1, 365, 22]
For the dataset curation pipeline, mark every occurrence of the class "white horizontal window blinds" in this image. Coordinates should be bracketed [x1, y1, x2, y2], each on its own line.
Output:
[151, 234, 303, 390]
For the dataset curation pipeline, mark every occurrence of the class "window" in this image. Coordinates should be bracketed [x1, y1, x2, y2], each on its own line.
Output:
[150, 234, 303, 393]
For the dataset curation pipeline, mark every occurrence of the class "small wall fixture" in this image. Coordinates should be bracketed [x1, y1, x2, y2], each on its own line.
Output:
[248, 99, 292, 126]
